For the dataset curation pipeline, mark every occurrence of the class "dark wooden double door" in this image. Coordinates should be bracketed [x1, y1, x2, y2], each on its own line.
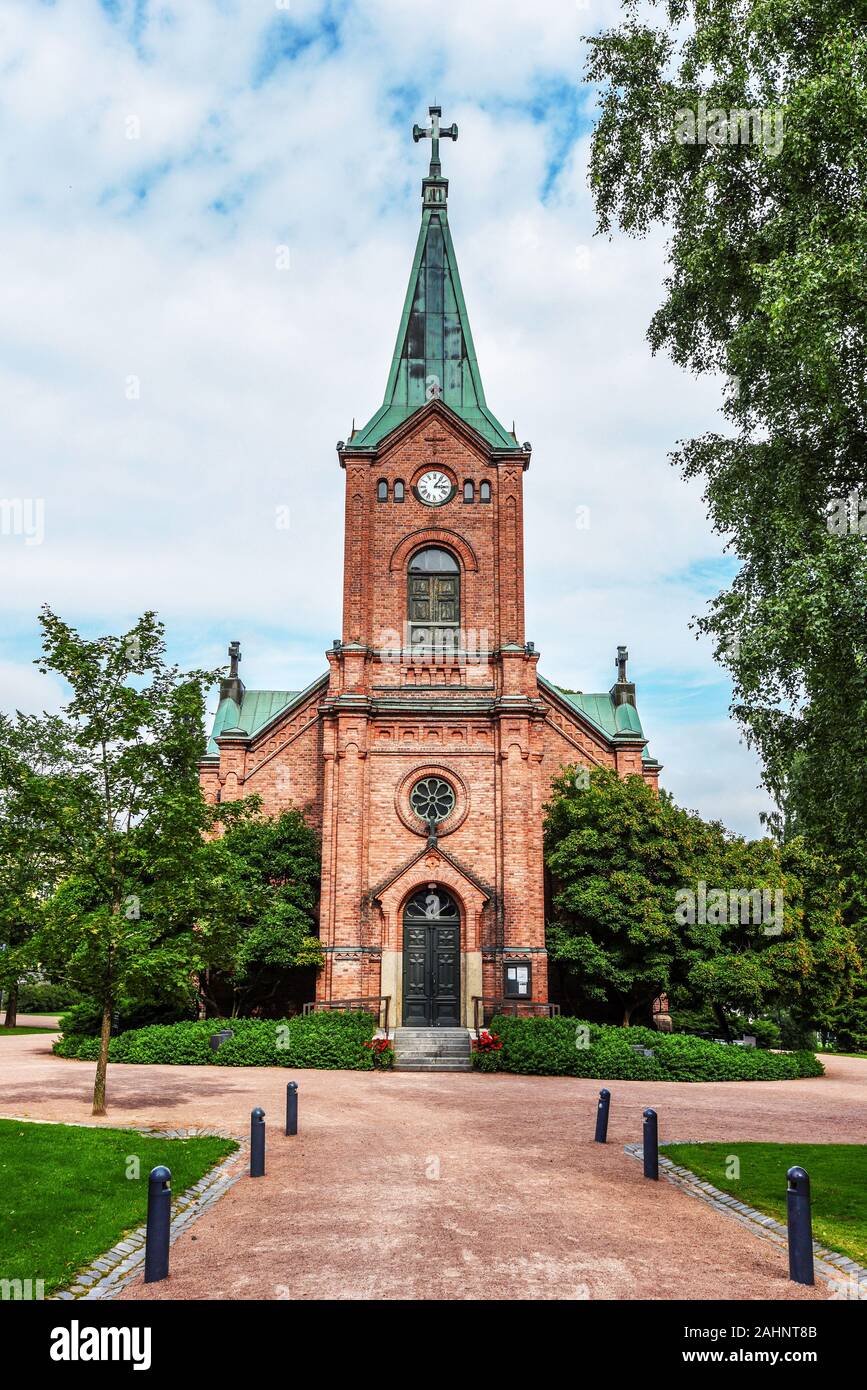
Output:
[402, 888, 461, 1028]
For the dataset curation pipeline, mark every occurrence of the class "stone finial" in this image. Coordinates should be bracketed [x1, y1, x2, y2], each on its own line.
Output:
[220, 638, 245, 706]
[611, 644, 637, 708]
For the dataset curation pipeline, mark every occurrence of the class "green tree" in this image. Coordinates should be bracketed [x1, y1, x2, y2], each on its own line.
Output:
[679, 836, 859, 1033]
[544, 767, 859, 1028]
[201, 803, 323, 1017]
[26, 608, 225, 1114]
[584, 1, 867, 885]
[545, 768, 698, 1023]
[0, 714, 76, 1025]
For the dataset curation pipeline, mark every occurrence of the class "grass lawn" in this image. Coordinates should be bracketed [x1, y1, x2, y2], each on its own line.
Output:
[663, 1142, 867, 1268]
[0, 1027, 57, 1036]
[0, 1119, 237, 1294]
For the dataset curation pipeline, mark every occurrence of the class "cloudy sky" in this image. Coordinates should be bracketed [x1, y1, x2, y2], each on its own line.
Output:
[0, 0, 772, 835]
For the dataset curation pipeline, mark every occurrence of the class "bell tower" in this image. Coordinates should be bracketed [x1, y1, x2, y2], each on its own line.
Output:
[316, 107, 549, 1023]
[330, 104, 538, 700]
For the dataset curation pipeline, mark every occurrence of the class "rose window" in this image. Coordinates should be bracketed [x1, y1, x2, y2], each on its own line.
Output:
[410, 776, 456, 825]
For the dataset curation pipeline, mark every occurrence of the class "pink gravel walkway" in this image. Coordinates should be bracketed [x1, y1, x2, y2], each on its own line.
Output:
[3, 1032, 865, 1301]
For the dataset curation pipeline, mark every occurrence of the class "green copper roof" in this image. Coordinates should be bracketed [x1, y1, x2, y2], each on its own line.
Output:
[346, 201, 518, 452]
[538, 677, 646, 739]
[539, 676, 659, 767]
[204, 679, 328, 758]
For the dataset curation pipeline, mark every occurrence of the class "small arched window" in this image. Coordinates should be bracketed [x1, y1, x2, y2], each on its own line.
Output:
[463, 480, 474, 503]
[394, 479, 405, 502]
[377, 479, 388, 502]
[479, 480, 491, 503]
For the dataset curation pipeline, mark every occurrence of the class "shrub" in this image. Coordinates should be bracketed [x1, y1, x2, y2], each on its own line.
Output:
[58, 997, 196, 1039]
[471, 1016, 824, 1081]
[53, 1012, 376, 1070]
[732, 1017, 782, 1050]
[14, 982, 83, 1013]
[363, 1038, 395, 1070]
[471, 1029, 504, 1072]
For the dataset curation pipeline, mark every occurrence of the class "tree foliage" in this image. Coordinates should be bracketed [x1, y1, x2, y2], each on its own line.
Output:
[585, 1, 867, 886]
[544, 767, 859, 1028]
[202, 801, 323, 1015]
[0, 714, 77, 1024]
[19, 607, 226, 1113]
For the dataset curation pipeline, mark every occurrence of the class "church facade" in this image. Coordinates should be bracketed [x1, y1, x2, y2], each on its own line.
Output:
[200, 109, 660, 1029]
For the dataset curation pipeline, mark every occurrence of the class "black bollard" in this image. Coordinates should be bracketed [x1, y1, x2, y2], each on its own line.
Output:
[787, 1166, 814, 1285]
[285, 1081, 298, 1137]
[594, 1088, 611, 1143]
[144, 1165, 172, 1283]
[250, 1108, 266, 1178]
[643, 1108, 659, 1180]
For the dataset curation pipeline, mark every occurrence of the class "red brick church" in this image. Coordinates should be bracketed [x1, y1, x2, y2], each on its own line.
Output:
[200, 108, 661, 1029]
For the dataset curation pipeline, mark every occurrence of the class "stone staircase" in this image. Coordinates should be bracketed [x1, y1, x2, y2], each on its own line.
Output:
[393, 1027, 472, 1072]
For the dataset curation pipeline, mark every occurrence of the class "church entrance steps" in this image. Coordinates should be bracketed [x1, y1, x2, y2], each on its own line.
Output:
[393, 1027, 472, 1072]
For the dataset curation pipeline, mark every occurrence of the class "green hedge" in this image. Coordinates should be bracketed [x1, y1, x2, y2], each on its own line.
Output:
[14, 983, 83, 1014]
[53, 1012, 376, 1071]
[473, 1017, 824, 1081]
[58, 999, 195, 1038]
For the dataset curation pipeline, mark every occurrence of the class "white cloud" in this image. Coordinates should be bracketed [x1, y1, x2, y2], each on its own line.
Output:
[0, 0, 770, 832]
[0, 660, 67, 718]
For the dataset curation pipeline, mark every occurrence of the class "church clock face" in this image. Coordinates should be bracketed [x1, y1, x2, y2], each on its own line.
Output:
[415, 470, 454, 506]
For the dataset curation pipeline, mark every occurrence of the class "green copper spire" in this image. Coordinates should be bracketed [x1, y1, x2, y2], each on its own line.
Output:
[344, 106, 520, 453]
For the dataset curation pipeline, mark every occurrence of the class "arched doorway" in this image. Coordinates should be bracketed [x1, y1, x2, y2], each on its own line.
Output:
[402, 885, 461, 1028]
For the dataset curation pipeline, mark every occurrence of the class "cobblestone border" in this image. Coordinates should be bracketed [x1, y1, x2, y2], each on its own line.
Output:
[2, 1116, 245, 1301]
[624, 1140, 867, 1297]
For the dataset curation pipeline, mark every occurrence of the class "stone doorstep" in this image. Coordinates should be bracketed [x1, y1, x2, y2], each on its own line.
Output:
[394, 1051, 471, 1058]
[393, 1028, 471, 1053]
[394, 1060, 472, 1071]
[624, 1141, 867, 1297]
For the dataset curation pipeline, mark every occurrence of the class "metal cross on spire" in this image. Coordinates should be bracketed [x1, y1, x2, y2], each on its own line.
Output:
[413, 104, 458, 178]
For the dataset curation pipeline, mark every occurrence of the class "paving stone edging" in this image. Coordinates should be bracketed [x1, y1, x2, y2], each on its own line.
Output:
[624, 1141, 867, 1298]
[2, 1116, 246, 1301]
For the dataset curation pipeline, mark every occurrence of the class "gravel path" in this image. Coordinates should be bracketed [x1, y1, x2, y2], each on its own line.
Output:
[3, 1032, 865, 1301]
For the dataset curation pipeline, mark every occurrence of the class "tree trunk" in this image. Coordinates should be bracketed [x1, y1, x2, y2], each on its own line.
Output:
[622, 1003, 634, 1026]
[713, 1003, 732, 1041]
[3, 985, 19, 1029]
[92, 1000, 112, 1115]
[196, 972, 207, 1020]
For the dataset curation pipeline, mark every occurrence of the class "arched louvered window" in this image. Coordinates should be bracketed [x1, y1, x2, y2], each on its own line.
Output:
[408, 547, 460, 651]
